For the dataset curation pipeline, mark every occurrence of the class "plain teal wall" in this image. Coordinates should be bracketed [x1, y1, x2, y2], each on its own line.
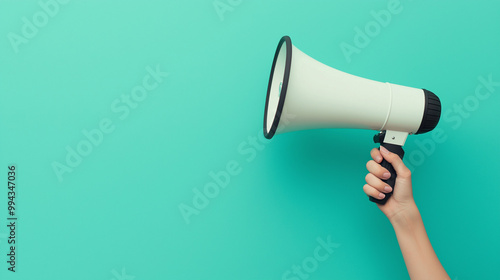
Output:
[1, 1, 499, 279]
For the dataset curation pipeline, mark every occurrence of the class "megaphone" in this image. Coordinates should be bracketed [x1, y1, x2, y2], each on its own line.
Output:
[263, 36, 441, 204]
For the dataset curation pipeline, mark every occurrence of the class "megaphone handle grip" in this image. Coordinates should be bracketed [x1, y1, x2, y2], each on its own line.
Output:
[369, 143, 405, 205]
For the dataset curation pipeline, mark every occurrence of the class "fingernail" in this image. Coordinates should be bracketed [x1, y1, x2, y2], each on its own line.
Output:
[375, 156, 382, 162]
[384, 186, 392, 192]
[378, 193, 385, 199]
[383, 172, 391, 179]
[380, 146, 389, 155]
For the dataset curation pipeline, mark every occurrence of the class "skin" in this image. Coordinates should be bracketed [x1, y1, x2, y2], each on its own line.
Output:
[364, 146, 450, 280]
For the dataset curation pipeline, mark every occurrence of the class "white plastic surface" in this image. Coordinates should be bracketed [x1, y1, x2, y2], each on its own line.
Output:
[265, 43, 426, 137]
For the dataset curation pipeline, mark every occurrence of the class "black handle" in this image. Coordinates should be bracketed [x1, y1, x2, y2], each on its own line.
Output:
[369, 142, 405, 205]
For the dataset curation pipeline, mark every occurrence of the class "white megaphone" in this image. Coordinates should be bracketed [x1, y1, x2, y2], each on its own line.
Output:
[263, 36, 441, 204]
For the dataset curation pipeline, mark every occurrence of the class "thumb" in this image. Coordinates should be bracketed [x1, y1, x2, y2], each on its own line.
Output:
[379, 146, 411, 179]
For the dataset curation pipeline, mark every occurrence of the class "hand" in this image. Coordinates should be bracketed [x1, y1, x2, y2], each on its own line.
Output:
[363, 146, 417, 222]
[364, 147, 450, 279]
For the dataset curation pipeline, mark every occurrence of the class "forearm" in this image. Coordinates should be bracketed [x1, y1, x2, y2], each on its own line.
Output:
[390, 204, 450, 280]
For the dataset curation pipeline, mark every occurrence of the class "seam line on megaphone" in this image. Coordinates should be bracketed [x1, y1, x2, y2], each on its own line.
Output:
[380, 82, 393, 131]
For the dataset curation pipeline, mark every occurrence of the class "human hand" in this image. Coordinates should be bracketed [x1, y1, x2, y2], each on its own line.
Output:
[363, 146, 417, 222]
[364, 147, 450, 279]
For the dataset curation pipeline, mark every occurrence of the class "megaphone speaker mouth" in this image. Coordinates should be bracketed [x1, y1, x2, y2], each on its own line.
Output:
[264, 36, 292, 139]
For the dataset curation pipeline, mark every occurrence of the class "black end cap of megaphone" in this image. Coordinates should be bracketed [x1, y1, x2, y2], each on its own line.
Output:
[416, 89, 441, 134]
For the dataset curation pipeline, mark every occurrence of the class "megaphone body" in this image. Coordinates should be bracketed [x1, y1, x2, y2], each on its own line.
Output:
[263, 36, 441, 204]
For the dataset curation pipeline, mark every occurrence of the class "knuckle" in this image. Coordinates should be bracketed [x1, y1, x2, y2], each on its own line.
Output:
[399, 168, 412, 179]
[363, 184, 378, 197]
[366, 160, 373, 170]
[365, 173, 372, 182]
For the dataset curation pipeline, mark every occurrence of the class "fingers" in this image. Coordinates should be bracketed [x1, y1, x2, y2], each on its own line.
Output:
[366, 160, 391, 180]
[365, 173, 393, 193]
[379, 146, 411, 179]
[364, 147, 413, 202]
[363, 184, 386, 199]
[370, 148, 383, 163]
[364, 172, 393, 200]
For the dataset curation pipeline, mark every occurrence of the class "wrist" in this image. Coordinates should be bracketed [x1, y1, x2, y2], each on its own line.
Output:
[388, 202, 421, 229]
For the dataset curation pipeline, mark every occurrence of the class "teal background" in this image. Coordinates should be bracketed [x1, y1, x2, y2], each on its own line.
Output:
[1, 0, 499, 279]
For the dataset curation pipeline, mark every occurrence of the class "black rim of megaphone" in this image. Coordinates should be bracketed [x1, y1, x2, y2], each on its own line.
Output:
[264, 36, 292, 139]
